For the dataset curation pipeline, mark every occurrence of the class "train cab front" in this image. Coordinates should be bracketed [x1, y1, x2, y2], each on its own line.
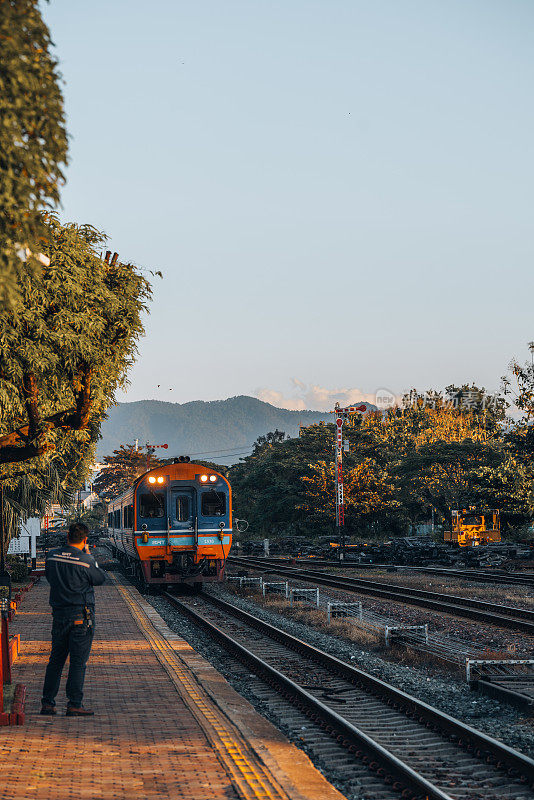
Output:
[134, 462, 232, 586]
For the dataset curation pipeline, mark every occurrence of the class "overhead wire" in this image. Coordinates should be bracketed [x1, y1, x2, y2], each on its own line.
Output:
[184, 443, 257, 457]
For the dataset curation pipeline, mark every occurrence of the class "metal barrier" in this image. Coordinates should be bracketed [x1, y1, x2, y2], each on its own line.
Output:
[384, 624, 429, 647]
[289, 587, 320, 607]
[326, 601, 362, 624]
[227, 576, 263, 589]
[262, 581, 289, 598]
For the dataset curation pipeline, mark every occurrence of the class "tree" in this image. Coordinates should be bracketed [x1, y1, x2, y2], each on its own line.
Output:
[79, 502, 105, 530]
[397, 440, 533, 531]
[503, 343, 534, 422]
[251, 429, 287, 455]
[396, 440, 498, 518]
[301, 457, 400, 531]
[93, 446, 163, 502]
[0, 0, 68, 309]
[0, 217, 151, 468]
[502, 343, 534, 463]
[229, 425, 335, 536]
[0, 217, 153, 543]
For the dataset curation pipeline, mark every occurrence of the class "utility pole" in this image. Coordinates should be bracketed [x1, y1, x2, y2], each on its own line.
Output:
[333, 403, 368, 560]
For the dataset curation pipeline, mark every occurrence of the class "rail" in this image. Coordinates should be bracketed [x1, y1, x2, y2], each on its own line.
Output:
[264, 558, 534, 587]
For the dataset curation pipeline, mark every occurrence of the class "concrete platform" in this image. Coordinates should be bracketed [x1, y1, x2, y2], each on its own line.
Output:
[1, 576, 346, 800]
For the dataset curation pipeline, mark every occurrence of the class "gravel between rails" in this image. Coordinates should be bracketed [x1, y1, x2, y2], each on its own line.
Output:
[148, 585, 534, 763]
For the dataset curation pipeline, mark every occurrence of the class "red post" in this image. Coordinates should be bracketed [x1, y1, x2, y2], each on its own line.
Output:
[0, 622, 3, 714]
[1, 614, 11, 685]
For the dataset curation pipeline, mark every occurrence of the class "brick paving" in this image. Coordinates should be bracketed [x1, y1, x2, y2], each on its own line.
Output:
[1, 580, 241, 800]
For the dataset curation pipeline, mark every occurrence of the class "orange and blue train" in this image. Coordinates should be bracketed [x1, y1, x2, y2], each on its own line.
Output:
[106, 459, 232, 590]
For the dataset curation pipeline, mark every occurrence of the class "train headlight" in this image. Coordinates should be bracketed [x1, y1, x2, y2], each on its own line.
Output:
[148, 476, 156, 484]
[157, 476, 164, 484]
[200, 474, 208, 483]
[209, 475, 217, 483]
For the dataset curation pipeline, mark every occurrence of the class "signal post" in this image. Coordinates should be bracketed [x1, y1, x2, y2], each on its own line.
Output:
[333, 403, 369, 559]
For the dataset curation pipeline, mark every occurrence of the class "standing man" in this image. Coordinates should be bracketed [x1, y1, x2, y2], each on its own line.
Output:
[41, 522, 106, 716]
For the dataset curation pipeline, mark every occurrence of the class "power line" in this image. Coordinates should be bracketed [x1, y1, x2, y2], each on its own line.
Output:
[184, 444, 256, 457]
[189, 449, 253, 460]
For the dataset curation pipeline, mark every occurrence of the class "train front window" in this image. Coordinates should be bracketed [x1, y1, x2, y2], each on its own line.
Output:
[139, 493, 165, 518]
[201, 491, 226, 516]
[463, 515, 482, 525]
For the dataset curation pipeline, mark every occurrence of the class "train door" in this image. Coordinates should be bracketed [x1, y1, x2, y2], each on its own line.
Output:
[170, 489, 194, 531]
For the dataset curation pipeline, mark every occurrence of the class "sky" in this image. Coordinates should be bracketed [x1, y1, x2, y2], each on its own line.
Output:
[43, 1, 534, 411]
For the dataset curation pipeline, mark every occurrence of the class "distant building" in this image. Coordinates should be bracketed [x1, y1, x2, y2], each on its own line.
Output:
[82, 492, 101, 511]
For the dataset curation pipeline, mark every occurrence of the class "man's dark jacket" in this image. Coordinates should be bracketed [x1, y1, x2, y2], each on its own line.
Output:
[45, 545, 106, 612]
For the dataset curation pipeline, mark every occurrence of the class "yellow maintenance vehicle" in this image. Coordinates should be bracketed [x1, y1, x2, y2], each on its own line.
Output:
[444, 508, 500, 547]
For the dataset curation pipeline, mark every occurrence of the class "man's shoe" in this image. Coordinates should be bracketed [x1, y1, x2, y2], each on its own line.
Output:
[66, 705, 94, 716]
[40, 703, 56, 716]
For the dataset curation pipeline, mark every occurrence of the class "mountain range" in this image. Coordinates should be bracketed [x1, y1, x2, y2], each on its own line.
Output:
[97, 395, 373, 464]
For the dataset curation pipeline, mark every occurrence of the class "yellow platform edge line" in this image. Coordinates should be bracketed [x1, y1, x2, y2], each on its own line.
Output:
[117, 584, 279, 800]
[112, 577, 289, 800]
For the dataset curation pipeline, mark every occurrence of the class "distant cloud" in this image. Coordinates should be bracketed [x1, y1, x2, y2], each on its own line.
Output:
[256, 379, 402, 412]
[256, 389, 308, 411]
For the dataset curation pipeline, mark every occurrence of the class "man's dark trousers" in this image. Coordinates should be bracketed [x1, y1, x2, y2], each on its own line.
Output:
[42, 610, 94, 708]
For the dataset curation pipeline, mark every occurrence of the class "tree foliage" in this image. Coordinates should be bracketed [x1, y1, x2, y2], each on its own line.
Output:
[503, 346, 534, 422]
[93, 446, 162, 502]
[0, 218, 152, 544]
[301, 457, 399, 526]
[230, 374, 534, 539]
[230, 424, 344, 537]
[0, 217, 151, 468]
[92, 452, 230, 505]
[0, 0, 68, 309]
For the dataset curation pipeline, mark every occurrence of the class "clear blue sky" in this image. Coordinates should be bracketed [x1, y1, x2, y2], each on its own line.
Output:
[43, 0, 534, 410]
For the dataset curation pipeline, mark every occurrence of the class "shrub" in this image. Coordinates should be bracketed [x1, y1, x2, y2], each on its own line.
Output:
[6, 556, 28, 583]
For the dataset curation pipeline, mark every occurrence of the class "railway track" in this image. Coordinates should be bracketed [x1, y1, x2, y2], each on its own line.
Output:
[271, 559, 534, 587]
[229, 556, 534, 634]
[476, 669, 534, 710]
[162, 589, 534, 800]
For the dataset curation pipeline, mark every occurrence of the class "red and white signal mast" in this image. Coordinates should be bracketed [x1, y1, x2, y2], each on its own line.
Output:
[333, 403, 369, 559]
[140, 441, 169, 470]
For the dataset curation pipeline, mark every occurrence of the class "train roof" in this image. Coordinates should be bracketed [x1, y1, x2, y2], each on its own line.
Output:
[107, 462, 230, 507]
